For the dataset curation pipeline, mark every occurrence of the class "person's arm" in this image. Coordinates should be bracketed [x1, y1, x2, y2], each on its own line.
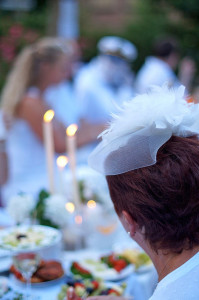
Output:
[0, 140, 8, 185]
[77, 119, 106, 148]
[17, 96, 68, 153]
[178, 57, 196, 92]
[18, 96, 106, 152]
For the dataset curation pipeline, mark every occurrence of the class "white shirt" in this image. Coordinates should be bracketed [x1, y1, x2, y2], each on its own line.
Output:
[75, 56, 135, 124]
[44, 81, 79, 126]
[149, 251, 199, 300]
[135, 56, 180, 93]
[74, 56, 135, 164]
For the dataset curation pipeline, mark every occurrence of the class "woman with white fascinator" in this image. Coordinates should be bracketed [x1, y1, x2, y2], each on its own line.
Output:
[69, 85, 199, 300]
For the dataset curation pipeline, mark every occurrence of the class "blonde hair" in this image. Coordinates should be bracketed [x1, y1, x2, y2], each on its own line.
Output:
[1, 38, 71, 116]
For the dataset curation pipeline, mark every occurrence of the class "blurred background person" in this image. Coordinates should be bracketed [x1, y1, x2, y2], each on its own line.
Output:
[135, 37, 195, 94]
[75, 36, 137, 124]
[75, 36, 137, 164]
[0, 37, 103, 205]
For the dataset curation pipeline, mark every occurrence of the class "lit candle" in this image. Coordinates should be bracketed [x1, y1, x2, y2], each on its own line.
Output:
[43, 109, 55, 194]
[66, 124, 81, 209]
[56, 155, 68, 194]
[65, 202, 75, 214]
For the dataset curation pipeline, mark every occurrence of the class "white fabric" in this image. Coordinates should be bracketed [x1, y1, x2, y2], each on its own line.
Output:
[75, 56, 135, 123]
[88, 85, 199, 175]
[97, 36, 137, 61]
[2, 87, 50, 205]
[2, 84, 78, 205]
[44, 81, 80, 126]
[149, 251, 199, 300]
[135, 56, 180, 93]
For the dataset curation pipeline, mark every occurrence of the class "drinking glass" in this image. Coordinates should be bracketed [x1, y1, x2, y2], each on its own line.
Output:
[13, 252, 40, 299]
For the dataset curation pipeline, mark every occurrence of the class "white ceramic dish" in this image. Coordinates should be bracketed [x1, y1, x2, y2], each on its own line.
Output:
[0, 225, 61, 253]
[10, 273, 66, 288]
[68, 251, 134, 282]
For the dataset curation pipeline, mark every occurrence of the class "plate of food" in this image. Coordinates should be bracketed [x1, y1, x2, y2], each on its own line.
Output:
[0, 225, 61, 253]
[10, 259, 66, 287]
[57, 277, 127, 300]
[119, 249, 153, 273]
[69, 252, 134, 281]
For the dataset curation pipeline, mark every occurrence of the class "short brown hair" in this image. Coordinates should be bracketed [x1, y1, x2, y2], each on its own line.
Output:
[106, 135, 199, 253]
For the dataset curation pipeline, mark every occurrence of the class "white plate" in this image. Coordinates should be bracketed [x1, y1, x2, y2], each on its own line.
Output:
[0, 249, 12, 272]
[0, 257, 12, 272]
[10, 273, 66, 288]
[0, 225, 61, 253]
[68, 252, 134, 281]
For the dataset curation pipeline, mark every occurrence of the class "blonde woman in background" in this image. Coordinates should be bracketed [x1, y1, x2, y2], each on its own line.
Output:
[1, 38, 104, 205]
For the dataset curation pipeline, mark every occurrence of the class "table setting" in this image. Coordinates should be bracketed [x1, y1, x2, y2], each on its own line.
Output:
[0, 120, 157, 299]
[0, 217, 156, 300]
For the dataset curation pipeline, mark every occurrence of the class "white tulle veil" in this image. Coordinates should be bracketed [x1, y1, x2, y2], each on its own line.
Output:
[88, 85, 199, 175]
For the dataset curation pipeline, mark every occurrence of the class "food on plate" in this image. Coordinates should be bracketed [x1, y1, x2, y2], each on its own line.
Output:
[10, 259, 64, 283]
[0, 225, 59, 251]
[57, 278, 126, 300]
[100, 253, 130, 272]
[70, 262, 93, 279]
[120, 249, 152, 270]
[2, 228, 44, 249]
[70, 253, 132, 280]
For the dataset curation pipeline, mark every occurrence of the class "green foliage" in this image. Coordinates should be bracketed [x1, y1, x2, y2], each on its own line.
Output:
[32, 189, 59, 229]
[80, 0, 199, 80]
[78, 180, 101, 204]
[0, 8, 47, 92]
[151, 0, 199, 18]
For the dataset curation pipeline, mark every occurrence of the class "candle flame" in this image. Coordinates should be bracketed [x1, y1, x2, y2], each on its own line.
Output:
[75, 215, 82, 224]
[43, 110, 54, 122]
[66, 124, 78, 136]
[87, 200, 96, 209]
[65, 202, 75, 213]
[57, 155, 68, 168]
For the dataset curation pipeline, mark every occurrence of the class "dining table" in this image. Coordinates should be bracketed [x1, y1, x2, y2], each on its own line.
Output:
[0, 206, 157, 300]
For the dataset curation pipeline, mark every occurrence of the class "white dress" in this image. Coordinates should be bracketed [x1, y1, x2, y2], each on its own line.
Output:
[135, 56, 180, 93]
[149, 251, 199, 300]
[2, 86, 77, 206]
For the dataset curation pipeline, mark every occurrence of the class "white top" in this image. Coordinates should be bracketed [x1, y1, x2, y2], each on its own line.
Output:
[135, 56, 180, 93]
[2, 85, 79, 205]
[149, 251, 199, 300]
[2, 87, 50, 205]
[44, 81, 80, 126]
[75, 55, 135, 123]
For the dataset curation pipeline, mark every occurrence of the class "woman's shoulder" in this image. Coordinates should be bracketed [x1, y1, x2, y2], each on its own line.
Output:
[17, 91, 46, 119]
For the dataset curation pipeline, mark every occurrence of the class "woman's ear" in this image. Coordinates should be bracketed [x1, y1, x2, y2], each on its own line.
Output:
[120, 210, 138, 236]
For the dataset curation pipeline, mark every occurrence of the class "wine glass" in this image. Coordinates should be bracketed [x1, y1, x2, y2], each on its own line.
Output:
[13, 252, 40, 299]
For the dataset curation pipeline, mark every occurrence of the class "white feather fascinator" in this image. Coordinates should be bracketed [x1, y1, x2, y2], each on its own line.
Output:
[88, 85, 199, 175]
